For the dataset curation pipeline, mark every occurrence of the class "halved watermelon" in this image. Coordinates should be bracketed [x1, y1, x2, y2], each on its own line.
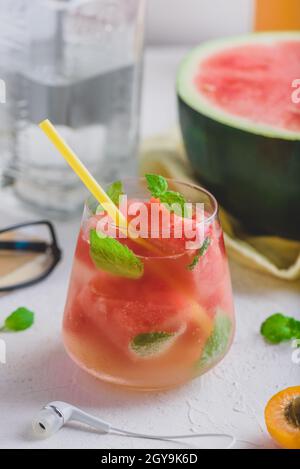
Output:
[177, 32, 300, 239]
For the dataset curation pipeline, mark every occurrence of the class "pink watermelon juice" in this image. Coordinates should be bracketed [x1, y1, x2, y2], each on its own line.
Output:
[62, 178, 235, 390]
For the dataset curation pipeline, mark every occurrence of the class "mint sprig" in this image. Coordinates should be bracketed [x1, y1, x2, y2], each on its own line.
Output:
[187, 237, 211, 271]
[0, 307, 34, 332]
[196, 312, 232, 371]
[145, 173, 188, 217]
[145, 174, 168, 197]
[261, 313, 300, 344]
[159, 191, 186, 214]
[107, 181, 124, 206]
[96, 181, 124, 214]
[89, 229, 143, 279]
[130, 331, 175, 357]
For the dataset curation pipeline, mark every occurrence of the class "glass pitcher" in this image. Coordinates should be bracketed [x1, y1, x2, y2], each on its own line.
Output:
[0, 0, 145, 216]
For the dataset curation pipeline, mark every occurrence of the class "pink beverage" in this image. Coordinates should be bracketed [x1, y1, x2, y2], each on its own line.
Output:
[63, 178, 235, 390]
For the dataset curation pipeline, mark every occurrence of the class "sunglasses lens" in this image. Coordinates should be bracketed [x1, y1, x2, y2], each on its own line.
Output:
[0, 224, 57, 291]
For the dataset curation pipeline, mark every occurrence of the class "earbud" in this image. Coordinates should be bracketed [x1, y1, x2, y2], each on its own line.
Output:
[32, 401, 110, 438]
[32, 401, 236, 449]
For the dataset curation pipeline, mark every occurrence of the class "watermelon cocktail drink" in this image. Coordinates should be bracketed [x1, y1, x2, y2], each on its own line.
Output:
[63, 176, 235, 390]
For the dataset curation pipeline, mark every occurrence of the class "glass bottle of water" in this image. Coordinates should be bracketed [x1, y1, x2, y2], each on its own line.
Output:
[0, 0, 145, 216]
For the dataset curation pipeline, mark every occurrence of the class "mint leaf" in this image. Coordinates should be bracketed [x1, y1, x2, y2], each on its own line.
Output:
[145, 174, 168, 197]
[89, 229, 144, 279]
[196, 313, 232, 370]
[187, 237, 211, 271]
[1, 307, 34, 332]
[145, 173, 189, 217]
[96, 181, 124, 214]
[130, 331, 175, 357]
[261, 313, 300, 344]
[107, 181, 123, 206]
[160, 191, 186, 216]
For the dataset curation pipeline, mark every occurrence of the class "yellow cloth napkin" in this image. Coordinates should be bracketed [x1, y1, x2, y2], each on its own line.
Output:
[139, 129, 300, 281]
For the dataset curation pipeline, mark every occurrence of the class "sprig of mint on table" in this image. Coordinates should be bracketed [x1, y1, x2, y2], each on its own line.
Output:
[261, 313, 300, 344]
[0, 307, 34, 332]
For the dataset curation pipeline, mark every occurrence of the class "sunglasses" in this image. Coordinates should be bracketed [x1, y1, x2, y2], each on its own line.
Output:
[0, 220, 62, 292]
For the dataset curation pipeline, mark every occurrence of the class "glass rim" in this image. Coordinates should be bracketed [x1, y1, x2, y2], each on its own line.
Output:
[85, 177, 219, 224]
[83, 178, 219, 260]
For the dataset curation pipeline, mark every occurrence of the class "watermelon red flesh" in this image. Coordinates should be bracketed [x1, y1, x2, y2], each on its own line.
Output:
[195, 41, 300, 132]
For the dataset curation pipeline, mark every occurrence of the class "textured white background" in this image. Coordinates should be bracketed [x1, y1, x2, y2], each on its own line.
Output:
[146, 0, 254, 45]
[0, 48, 299, 449]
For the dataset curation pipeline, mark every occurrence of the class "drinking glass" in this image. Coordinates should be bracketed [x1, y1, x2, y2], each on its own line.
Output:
[63, 178, 235, 390]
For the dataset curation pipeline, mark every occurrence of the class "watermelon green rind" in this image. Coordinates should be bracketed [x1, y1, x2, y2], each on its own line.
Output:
[177, 32, 300, 141]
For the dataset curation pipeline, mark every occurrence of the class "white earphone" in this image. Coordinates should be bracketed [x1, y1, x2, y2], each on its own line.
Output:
[33, 401, 236, 448]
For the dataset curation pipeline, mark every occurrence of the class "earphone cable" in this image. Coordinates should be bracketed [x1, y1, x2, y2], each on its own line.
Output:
[110, 427, 236, 449]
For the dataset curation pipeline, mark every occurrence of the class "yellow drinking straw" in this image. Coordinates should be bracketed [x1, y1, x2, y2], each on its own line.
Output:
[39, 119, 128, 232]
[39, 119, 159, 252]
